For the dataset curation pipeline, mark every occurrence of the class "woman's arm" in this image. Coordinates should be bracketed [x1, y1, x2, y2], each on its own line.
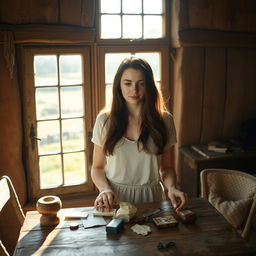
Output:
[159, 147, 188, 212]
[91, 144, 116, 211]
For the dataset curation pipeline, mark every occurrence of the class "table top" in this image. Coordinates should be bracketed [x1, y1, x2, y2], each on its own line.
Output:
[14, 198, 256, 256]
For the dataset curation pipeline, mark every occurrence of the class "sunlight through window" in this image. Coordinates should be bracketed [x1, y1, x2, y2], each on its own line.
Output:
[100, 0, 164, 39]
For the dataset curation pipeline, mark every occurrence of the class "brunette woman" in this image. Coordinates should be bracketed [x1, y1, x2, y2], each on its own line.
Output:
[91, 57, 187, 212]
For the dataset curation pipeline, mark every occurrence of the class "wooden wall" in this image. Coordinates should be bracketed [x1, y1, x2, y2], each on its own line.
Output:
[180, 0, 256, 32]
[172, 0, 256, 182]
[0, 0, 95, 27]
[174, 47, 256, 145]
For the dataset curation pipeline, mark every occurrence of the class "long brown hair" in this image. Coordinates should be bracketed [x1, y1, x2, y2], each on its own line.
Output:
[103, 57, 168, 155]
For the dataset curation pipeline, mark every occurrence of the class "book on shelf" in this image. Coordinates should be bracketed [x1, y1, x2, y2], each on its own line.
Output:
[191, 138, 245, 158]
[207, 140, 229, 153]
[191, 144, 232, 159]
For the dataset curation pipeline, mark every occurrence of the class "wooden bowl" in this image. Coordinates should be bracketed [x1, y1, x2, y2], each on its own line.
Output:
[36, 195, 62, 226]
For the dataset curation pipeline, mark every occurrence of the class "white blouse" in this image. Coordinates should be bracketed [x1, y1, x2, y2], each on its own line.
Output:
[91, 111, 177, 204]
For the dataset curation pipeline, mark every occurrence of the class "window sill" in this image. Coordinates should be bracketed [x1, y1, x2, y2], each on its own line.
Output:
[23, 191, 98, 213]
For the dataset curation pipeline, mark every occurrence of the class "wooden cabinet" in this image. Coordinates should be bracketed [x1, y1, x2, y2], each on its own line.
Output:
[180, 146, 256, 198]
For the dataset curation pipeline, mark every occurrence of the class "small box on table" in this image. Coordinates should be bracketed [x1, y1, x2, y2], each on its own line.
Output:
[106, 218, 124, 234]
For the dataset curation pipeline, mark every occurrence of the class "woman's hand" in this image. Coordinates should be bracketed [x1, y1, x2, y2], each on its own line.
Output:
[167, 187, 188, 212]
[94, 189, 116, 212]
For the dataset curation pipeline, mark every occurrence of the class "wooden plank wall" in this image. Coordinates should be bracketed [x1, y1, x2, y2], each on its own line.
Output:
[175, 46, 256, 145]
[186, 0, 256, 32]
[0, 0, 95, 27]
[173, 0, 256, 148]
[172, 0, 256, 179]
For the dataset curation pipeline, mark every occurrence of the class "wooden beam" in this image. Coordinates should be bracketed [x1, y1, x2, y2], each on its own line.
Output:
[179, 29, 256, 47]
[0, 24, 95, 43]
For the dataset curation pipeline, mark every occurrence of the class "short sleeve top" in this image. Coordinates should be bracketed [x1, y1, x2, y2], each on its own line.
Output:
[91, 111, 177, 186]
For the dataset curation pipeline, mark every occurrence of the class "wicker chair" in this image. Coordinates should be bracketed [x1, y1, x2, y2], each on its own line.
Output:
[0, 176, 25, 256]
[200, 169, 256, 240]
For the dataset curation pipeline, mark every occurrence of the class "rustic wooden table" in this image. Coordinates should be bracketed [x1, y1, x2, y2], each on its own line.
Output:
[14, 198, 256, 256]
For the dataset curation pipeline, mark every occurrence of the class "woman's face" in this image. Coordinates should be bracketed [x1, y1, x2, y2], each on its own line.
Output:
[120, 68, 146, 106]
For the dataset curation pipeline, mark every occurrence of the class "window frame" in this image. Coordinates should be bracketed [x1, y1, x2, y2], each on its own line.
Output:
[21, 45, 94, 200]
[96, 45, 171, 111]
[95, 0, 170, 44]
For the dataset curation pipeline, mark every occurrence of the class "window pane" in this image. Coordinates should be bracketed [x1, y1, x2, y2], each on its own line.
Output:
[64, 152, 86, 185]
[38, 120, 60, 155]
[60, 86, 83, 118]
[101, 15, 121, 38]
[62, 119, 84, 152]
[123, 0, 141, 13]
[40, 155, 62, 188]
[144, 0, 162, 14]
[105, 84, 112, 109]
[101, 0, 120, 13]
[60, 55, 82, 85]
[34, 55, 57, 86]
[144, 15, 163, 38]
[123, 15, 142, 38]
[36, 87, 59, 120]
[155, 81, 161, 89]
[105, 53, 130, 83]
[134, 52, 160, 80]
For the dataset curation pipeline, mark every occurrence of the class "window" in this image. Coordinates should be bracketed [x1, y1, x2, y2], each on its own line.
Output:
[22, 47, 93, 199]
[96, 46, 169, 110]
[105, 52, 161, 107]
[21, 1, 171, 200]
[99, 0, 165, 39]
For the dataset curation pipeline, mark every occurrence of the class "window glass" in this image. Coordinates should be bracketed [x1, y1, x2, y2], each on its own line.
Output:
[105, 52, 161, 107]
[36, 88, 59, 120]
[122, 0, 141, 14]
[101, 0, 121, 13]
[34, 55, 57, 86]
[32, 54, 87, 189]
[37, 120, 61, 155]
[60, 86, 83, 118]
[62, 118, 84, 152]
[123, 15, 142, 38]
[40, 155, 62, 188]
[100, 0, 164, 39]
[144, 16, 163, 38]
[101, 15, 121, 39]
[60, 55, 83, 85]
[144, 0, 163, 14]
[63, 152, 86, 185]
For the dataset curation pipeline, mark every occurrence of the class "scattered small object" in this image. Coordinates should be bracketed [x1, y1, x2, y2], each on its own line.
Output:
[134, 208, 162, 224]
[65, 211, 88, 219]
[157, 241, 176, 251]
[36, 195, 62, 226]
[152, 215, 178, 229]
[69, 222, 79, 230]
[115, 202, 137, 222]
[131, 224, 151, 236]
[142, 208, 161, 218]
[176, 210, 197, 224]
[93, 208, 116, 217]
[106, 218, 124, 234]
[82, 214, 107, 229]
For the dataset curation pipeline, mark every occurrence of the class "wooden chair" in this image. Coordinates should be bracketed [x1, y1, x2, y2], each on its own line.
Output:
[200, 169, 256, 240]
[0, 176, 25, 256]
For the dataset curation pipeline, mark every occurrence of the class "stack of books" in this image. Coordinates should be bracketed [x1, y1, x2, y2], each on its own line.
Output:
[191, 139, 244, 159]
[207, 141, 229, 153]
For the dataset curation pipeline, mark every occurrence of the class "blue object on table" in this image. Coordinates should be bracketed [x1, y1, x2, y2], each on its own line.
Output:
[106, 218, 124, 234]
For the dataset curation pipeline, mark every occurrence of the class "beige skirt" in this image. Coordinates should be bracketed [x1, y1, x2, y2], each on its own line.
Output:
[109, 180, 163, 204]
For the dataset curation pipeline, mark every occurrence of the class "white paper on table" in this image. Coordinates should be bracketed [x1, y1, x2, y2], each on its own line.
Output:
[64, 211, 89, 219]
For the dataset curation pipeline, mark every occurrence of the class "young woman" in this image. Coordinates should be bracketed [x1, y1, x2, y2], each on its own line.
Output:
[91, 57, 187, 212]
